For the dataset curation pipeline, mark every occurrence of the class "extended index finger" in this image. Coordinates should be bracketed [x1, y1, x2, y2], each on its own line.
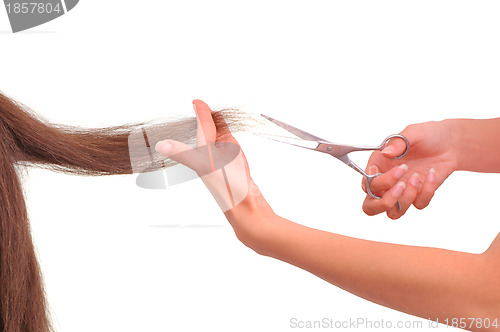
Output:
[193, 99, 217, 147]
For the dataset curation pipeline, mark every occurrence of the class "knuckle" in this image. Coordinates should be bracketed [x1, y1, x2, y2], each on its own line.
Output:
[414, 191, 434, 210]
[381, 200, 393, 211]
[362, 205, 373, 216]
[362, 202, 377, 216]
[403, 123, 417, 134]
[387, 211, 401, 220]
[414, 200, 427, 210]
[370, 179, 387, 194]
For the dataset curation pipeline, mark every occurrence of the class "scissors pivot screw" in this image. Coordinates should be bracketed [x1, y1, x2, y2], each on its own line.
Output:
[327, 146, 332, 151]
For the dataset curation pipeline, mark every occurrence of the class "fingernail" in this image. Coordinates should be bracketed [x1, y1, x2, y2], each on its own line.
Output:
[428, 168, 436, 183]
[381, 146, 393, 155]
[394, 164, 408, 179]
[155, 141, 172, 156]
[409, 173, 420, 187]
[391, 181, 406, 197]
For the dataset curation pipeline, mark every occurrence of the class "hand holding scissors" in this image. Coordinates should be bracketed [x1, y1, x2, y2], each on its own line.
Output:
[259, 115, 410, 211]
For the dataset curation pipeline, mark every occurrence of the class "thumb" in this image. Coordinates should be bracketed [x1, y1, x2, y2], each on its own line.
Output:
[155, 139, 205, 172]
[381, 134, 409, 158]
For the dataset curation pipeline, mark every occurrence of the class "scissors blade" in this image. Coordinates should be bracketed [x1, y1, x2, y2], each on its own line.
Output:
[261, 114, 328, 142]
[254, 133, 320, 150]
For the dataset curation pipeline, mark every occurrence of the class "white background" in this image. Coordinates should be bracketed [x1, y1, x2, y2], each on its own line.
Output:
[1, 1, 500, 331]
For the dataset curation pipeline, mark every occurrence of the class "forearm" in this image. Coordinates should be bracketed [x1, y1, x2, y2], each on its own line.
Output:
[447, 118, 500, 173]
[264, 217, 498, 323]
[226, 198, 500, 329]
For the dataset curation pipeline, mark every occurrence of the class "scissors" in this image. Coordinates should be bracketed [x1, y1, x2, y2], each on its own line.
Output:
[258, 114, 410, 211]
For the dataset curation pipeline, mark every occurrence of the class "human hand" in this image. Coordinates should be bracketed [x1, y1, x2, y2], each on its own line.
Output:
[362, 120, 459, 219]
[155, 100, 274, 250]
[154, 99, 263, 213]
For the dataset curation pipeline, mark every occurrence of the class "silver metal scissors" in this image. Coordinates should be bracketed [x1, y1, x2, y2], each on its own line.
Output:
[258, 114, 410, 210]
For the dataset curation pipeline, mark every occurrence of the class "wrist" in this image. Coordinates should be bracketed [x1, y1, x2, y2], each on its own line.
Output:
[224, 181, 276, 255]
[440, 118, 464, 171]
[442, 117, 500, 173]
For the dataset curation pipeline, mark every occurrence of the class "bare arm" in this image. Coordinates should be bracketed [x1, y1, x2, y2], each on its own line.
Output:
[157, 100, 500, 331]
[227, 197, 500, 331]
[449, 118, 500, 173]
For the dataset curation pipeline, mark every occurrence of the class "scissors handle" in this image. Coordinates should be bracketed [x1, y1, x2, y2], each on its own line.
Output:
[365, 173, 403, 211]
[334, 134, 410, 158]
[378, 134, 410, 159]
[365, 173, 383, 199]
[346, 134, 410, 195]
[363, 133, 411, 212]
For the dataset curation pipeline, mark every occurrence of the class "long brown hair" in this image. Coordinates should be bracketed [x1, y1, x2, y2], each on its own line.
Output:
[0, 91, 252, 331]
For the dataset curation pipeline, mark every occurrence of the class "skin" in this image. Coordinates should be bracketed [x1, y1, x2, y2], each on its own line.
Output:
[156, 101, 500, 331]
[362, 118, 500, 219]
